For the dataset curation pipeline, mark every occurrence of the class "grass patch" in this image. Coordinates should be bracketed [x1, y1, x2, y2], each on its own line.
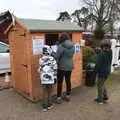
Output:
[106, 71, 120, 86]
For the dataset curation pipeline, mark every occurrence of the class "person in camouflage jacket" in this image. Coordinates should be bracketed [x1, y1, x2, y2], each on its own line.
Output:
[38, 45, 57, 111]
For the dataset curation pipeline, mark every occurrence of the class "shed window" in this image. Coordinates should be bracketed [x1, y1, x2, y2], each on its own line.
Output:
[45, 34, 58, 46]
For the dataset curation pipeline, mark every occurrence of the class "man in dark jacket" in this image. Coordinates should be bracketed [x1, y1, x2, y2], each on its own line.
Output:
[94, 39, 112, 104]
[56, 33, 75, 103]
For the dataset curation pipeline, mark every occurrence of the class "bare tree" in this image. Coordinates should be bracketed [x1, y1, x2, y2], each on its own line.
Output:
[71, 7, 93, 31]
[56, 11, 71, 21]
[82, 0, 120, 38]
[71, 9, 83, 27]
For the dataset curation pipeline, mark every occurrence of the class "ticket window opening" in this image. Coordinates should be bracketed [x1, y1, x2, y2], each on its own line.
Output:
[45, 33, 72, 46]
[45, 34, 59, 46]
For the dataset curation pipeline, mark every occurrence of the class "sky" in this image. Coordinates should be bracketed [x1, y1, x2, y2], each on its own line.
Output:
[0, 0, 82, 20]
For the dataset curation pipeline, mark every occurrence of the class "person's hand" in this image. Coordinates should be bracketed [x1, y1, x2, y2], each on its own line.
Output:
[37, 68, 40, 73]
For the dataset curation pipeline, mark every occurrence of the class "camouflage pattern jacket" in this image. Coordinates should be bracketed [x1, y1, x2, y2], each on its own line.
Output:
[38, 54, 57, 84]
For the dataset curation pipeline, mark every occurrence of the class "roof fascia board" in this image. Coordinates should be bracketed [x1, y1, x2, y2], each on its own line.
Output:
[30, 29, 83, 33]
[16, 19, 30, 32]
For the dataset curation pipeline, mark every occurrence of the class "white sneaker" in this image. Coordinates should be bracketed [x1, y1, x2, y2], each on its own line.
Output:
[56, 97, 62, 104]
[47, 104, 54, 110]
[43, 108, 47, 112]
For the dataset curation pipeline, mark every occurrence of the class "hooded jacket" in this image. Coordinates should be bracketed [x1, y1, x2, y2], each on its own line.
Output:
[94, 49, 112, 79]
[38, 45, 57, 84]
[56, 40, 75, 71]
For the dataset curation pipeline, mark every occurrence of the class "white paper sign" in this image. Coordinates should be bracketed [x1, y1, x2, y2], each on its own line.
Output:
[80, 39, 85, 46]
[74, 43, 80, 54]
[32, 35, 45, 55]
[51, 45, 58, 53]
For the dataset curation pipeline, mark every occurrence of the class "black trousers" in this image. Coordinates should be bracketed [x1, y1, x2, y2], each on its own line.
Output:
[57, 69, 72, 97]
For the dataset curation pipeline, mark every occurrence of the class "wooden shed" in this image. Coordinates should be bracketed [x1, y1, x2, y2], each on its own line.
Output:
[7, 17, 83, 101]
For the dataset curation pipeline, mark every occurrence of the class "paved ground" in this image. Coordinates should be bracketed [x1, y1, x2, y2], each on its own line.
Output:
[0, 70, 120, 120]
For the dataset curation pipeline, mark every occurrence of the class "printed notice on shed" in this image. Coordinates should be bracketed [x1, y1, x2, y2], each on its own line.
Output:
[32, 35, 45, 55]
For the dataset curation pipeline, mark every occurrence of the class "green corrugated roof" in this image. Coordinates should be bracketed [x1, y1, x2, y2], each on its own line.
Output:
[18, 18, 83, 32]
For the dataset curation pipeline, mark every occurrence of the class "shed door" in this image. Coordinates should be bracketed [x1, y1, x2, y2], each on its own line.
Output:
[10, 29, 29, 94]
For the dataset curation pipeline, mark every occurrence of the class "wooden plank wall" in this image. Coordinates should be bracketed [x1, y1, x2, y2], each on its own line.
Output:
[31, 32, 83, 100]
[8, 29, 83, 101]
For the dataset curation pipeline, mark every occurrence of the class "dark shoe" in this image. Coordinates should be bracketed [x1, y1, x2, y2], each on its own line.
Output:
[42, 104, 48, 111]
[62, 95, 70, 102]
[42, 106, 48, 112]
[94, 98, 105, 104]
[104, 97, 109, 103]
[47, 104, 54, 110]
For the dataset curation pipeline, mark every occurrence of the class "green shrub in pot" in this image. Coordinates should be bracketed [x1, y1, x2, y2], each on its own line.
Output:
[83, 46, 97, 70]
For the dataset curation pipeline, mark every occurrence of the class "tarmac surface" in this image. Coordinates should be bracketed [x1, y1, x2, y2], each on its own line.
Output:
[0, 70, 120, 120]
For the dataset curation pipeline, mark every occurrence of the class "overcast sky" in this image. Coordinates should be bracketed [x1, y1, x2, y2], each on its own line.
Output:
[0, 0, 83, 20]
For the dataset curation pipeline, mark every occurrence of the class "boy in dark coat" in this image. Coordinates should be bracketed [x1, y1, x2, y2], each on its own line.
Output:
[94, 39, 112, 104]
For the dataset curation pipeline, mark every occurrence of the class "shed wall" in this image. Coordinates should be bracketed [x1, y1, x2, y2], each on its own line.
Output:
[31, 32, 83, 99]
[8, 23, 83, 101]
